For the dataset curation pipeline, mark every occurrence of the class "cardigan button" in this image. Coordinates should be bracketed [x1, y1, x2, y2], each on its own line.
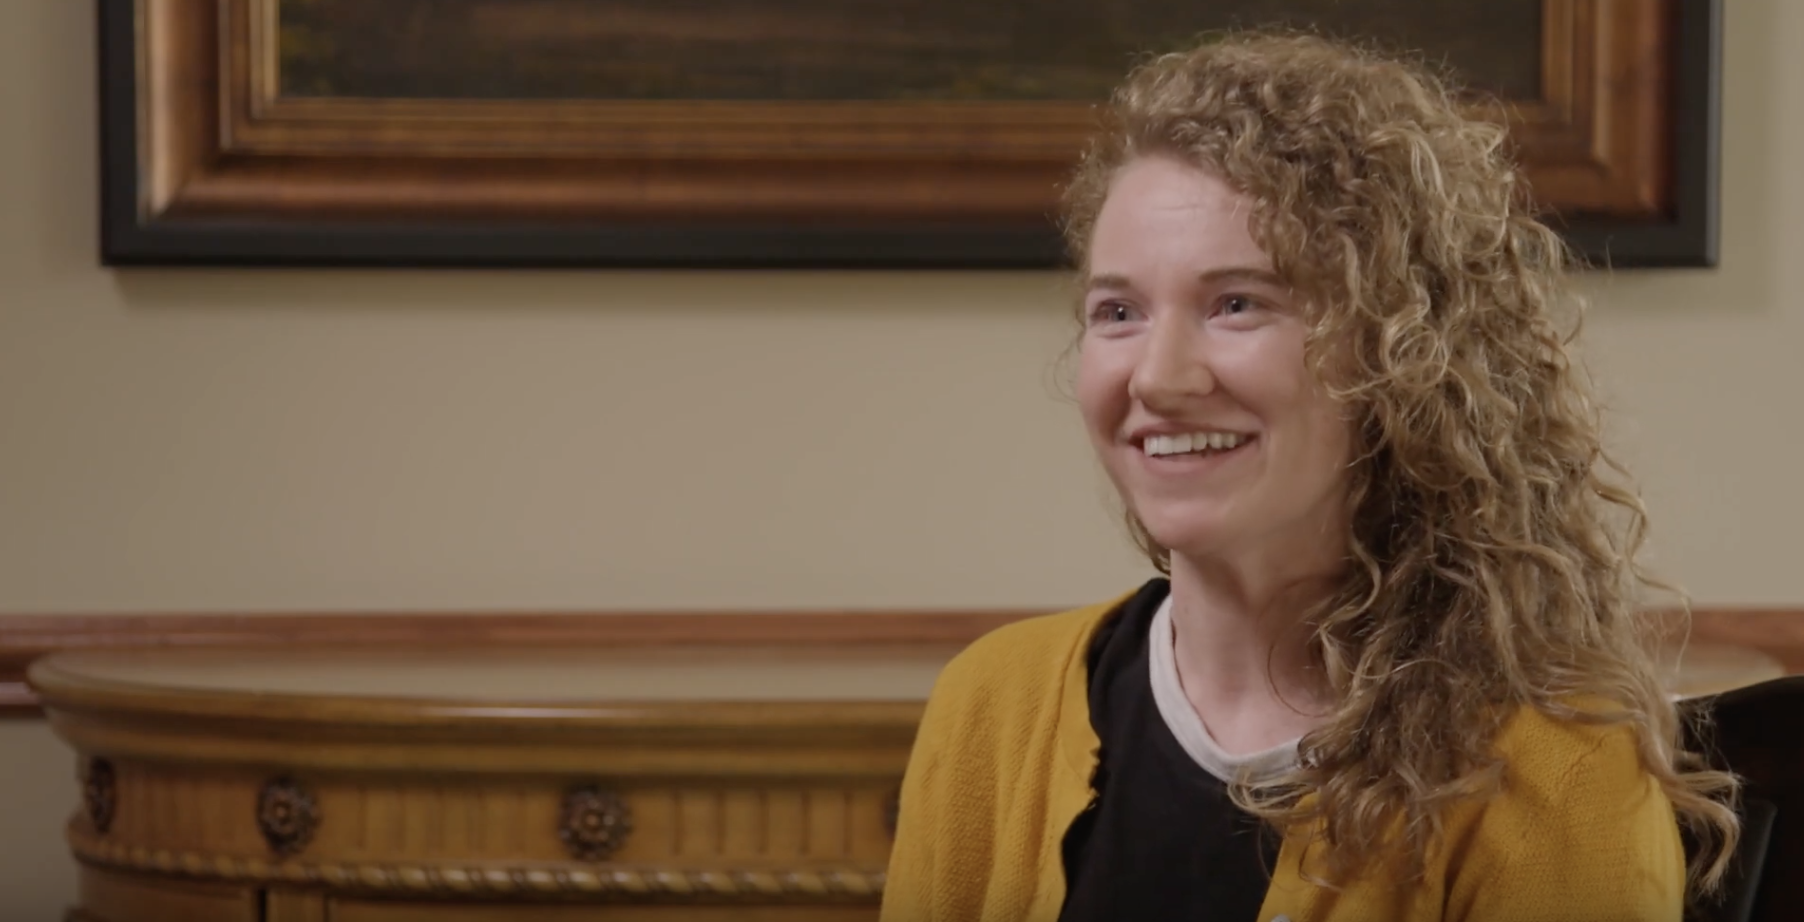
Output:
[1270, 917, 1292, 922]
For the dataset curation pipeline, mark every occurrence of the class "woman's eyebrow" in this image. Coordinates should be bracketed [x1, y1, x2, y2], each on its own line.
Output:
[1084, 266, 1287, 293]
[1196, 266, 1285, 287]
[1084, 272, 1133, 293]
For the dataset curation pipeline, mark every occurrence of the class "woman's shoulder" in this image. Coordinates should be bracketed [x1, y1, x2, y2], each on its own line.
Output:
[1436, 701, 1684, 917]
[931, 596, 1125, 703]
[939, 580, 1164, 684]
[916, 584, 1160, 740]
[1477, 699, 1673, 835]
[1490, 698, 1657, 795]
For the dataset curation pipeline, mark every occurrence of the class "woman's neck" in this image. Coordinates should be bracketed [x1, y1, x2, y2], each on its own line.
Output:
[1165, 551, 1339, 755]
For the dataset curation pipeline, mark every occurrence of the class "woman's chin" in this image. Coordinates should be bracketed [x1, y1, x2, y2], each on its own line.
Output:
[1139, 518, 1233, 558]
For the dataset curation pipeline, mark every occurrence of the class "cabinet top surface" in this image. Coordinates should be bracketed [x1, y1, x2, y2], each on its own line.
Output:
[29, 643, 958, 711]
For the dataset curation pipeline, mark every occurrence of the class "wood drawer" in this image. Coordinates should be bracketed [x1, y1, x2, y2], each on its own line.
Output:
[77, 867, 258, 922]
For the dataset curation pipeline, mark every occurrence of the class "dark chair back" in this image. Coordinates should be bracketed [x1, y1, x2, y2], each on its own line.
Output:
[1681, 675, 1804, 922]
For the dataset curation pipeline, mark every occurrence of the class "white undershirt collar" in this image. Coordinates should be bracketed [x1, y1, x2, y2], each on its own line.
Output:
[1147, 594, 1301, 785]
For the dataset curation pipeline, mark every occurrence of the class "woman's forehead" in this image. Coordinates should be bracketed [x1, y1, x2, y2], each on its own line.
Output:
[1089, 158, 1275, 282]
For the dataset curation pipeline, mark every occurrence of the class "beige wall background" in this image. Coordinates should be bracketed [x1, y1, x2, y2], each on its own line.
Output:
[3, 1, 1800, 917]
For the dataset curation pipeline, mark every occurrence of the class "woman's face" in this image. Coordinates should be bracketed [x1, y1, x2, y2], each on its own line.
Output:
[1077, 155, 1354, 567]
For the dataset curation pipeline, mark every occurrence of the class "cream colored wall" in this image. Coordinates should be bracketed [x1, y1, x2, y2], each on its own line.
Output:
[3, 0, 1800, 917]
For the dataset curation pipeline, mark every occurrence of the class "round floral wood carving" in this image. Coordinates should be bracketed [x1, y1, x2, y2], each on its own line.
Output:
[83, 758, 117, 835]
[558, 785, 632, 861]
[257, 777, 320, 858]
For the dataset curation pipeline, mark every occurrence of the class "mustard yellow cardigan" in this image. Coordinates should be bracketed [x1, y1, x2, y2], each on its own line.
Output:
[880, 596, 1685, 922]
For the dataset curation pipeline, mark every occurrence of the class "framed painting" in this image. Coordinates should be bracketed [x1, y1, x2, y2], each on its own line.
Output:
[98, 0, 1720, 268]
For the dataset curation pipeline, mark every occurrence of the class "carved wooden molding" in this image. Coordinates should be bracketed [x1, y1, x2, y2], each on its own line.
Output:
[67, 825, 885, 900]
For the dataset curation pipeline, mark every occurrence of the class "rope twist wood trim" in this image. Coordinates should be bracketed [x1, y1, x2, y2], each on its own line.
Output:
[70, 825, 885, 900]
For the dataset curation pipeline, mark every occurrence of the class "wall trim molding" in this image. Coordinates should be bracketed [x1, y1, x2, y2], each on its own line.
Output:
[3, 606, 1799, 717]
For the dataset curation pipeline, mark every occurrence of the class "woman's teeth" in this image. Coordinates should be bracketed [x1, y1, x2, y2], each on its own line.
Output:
[1143, 432, 1246, 457]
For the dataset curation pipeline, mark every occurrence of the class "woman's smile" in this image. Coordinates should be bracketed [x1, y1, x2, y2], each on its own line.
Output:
[1133, 430, 1256, 475]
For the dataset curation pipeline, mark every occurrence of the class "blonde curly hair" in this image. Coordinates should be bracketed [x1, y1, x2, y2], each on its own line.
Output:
[1060, 32, 1740, 894]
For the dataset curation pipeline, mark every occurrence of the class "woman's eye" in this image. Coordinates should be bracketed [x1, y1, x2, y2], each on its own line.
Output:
[1220, 295, 1256, 315]
[1090, 301, 1134, 324]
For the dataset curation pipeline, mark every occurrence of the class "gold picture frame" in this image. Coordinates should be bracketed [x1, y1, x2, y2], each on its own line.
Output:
[100, 0, 1719, 268]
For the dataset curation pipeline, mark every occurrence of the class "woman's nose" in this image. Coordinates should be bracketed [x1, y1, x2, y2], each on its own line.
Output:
[1129, 314, 1216, 408]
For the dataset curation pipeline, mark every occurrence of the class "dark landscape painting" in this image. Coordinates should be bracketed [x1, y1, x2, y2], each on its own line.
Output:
[277, 0, 1541, 103]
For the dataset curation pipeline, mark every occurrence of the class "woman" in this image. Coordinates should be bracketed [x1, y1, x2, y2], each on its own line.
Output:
[881, 32, 1739, 922]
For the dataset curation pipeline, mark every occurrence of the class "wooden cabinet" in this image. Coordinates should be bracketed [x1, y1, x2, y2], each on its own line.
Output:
[31, 645, 956, 922]
[31, 629, 1783, 922]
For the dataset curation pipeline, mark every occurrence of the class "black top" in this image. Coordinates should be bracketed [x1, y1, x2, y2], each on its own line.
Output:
[1057, 578, 1281, 922]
